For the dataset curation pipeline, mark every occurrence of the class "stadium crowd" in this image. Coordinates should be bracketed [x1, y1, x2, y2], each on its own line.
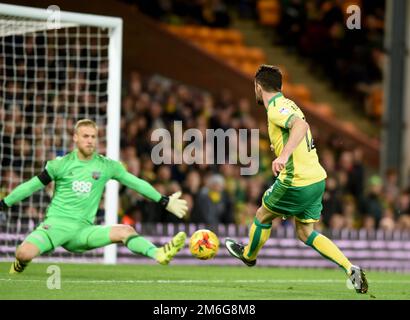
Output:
[0, 0, 408, 233]
[116, 71, 410, 231]
[133, 0, 385, 121]
[274, 0, 385, 120]
[1, 64, 409, 232]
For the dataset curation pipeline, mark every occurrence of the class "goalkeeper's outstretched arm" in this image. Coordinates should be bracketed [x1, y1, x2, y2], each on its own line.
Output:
[0, 170, 52, 209]
[115, 170, 188, 219]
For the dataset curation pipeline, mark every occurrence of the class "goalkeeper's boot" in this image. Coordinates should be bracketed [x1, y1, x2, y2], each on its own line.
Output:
[225, 238, 256, 267]
[9, 259, 29, 274]
[349, 265, 368, 294]
[156, 231, 187, 265]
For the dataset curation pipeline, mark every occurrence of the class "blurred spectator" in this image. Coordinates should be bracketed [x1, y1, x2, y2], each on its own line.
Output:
[183, 170, 202, 195]
[191, 174, 234, 224]
[322, 174, 343, 227]
[396, 190, 410, 231]
[379, 206, 396, 231]
[276, 0, 306, 50]
[342, 195, 359, 229]
[360, 175, 385, 229]
[384, 168, 400, 205]
[350, 148, 365, 201]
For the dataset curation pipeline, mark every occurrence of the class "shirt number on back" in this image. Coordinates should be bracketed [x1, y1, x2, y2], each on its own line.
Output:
[305, 132, 316, 152]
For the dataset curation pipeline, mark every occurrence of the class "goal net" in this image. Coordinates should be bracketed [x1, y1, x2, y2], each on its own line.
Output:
[0, 4, 122, 263]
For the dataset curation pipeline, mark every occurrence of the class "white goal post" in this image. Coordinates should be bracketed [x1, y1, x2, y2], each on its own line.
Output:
[0, 3, 122, 264]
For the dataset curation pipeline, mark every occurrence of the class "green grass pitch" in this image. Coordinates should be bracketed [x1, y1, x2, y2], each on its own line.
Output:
[1, 262, 410, 300]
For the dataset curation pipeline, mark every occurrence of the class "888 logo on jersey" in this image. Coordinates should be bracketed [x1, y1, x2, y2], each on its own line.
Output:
[72, 180, 92, 196]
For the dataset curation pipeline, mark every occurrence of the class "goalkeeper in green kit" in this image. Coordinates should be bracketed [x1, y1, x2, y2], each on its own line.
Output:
[0, 119, 188, 274]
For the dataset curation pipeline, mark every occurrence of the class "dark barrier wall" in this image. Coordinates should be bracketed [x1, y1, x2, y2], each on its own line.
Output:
[5, 0, 380, 166]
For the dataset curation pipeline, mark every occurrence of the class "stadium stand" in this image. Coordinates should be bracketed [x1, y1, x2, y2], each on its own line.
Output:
[164, 24, 267, 76]
[116, 70, 408, 232]
[2, 0, 410, 276]
[1, 0, 406, 234]
[268, 0, 385, 121]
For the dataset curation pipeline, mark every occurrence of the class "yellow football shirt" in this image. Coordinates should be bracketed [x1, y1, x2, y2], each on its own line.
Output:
[266, 93, 327, 187]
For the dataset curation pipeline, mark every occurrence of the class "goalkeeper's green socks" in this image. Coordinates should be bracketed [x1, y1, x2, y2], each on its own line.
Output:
[124, 234, 157, 259]
[305, 231, 353, 274]
[243, 218, 272, 261]
[9, 259, 29, 274]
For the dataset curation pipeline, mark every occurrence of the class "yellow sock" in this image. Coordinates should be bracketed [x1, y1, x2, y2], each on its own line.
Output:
[306, 231, 352, 274]
[243, 218, 272, 261]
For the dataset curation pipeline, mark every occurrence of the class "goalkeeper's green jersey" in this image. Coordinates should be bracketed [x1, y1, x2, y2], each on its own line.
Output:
[4, 149, 162, 224]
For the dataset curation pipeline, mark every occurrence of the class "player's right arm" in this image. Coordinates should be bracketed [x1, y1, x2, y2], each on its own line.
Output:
[0, 169, 52, 210]
[268, 104, 309, 176]
[272, 115, 309, 176]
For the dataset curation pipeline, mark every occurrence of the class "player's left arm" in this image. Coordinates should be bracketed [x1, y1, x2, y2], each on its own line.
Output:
[272, 115, 309, 176]
[113, 163, 188, 219]
[0, 170, 53, 210]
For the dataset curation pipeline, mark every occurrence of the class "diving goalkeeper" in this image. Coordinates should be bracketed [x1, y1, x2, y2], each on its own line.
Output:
[0, 119, 188, 274]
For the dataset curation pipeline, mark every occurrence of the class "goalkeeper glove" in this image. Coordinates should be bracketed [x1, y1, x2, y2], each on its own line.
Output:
[159, 191, 188, 219]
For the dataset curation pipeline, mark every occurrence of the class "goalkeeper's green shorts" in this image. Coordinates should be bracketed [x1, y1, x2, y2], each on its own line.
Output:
[262, 179, 326, 223]
[24, 217, 112, 254]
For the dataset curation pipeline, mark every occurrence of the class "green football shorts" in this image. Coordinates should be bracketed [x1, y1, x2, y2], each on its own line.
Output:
[262, 179, 326, 223]
[24, 217, 112, 254]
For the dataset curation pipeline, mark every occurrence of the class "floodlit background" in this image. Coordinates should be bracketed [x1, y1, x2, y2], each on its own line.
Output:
[1, 0, 410, 274]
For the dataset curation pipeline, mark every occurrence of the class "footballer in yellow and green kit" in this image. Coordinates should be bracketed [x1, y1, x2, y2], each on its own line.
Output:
[262, 92, 327, 223]
[225, 65, 368, 294]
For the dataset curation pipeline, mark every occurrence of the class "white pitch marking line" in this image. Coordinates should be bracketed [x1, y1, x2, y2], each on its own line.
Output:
[1, 278, 410, 284]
